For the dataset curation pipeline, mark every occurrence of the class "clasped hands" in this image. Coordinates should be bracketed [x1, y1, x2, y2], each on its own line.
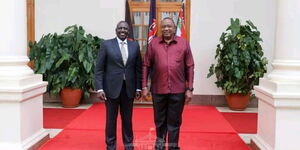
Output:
[96, 88, 192, 103]
[96, 91, 142, 101]
[142, 88, 192, 104]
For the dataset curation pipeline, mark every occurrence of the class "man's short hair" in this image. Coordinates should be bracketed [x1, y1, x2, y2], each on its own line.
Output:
[161, 17, 175, 26]
[116, 21, 129, 29]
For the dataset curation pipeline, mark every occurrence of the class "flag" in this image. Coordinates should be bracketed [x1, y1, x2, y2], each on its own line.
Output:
[176, 0, 186, 39]
[147, 0, 157, 44]
[125, 0, 134, 40]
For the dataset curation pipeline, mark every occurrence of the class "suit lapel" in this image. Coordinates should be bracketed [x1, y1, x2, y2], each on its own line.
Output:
[126, 40, 133, 66]
[112, 38, 124, 66]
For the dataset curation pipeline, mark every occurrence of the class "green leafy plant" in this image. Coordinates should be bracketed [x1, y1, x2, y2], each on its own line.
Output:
[29, 25, 102, 98]
[207, 18, 268, 95]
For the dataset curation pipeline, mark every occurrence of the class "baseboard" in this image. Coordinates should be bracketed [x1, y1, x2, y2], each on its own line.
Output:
[0, 130, 49, 150]
[24, 129, 50, 150]
[190, 95, 258, 107]
[27, 134, 49, 150]
[250, 139, 261, 150]
[43, 93, 60, 103]
[251, 135, 273, 150]
[131, 95, 258, 107]
[44, 93, 258, 107]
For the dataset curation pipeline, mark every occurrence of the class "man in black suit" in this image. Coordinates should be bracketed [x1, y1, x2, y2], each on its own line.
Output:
[95, 21, 142, 150]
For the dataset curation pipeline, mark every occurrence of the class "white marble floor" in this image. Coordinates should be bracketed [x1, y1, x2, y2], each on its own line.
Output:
[43, 103, 257, 144]
[216, 107, 258, 113]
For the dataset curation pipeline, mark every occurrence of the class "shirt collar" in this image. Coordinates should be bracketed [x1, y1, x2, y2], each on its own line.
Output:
[116, 37, 127, 44]
[159, 36, 178, 44]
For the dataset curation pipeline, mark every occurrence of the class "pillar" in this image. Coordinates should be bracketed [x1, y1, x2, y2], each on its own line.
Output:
[252, 0, 300, 149]
[0, 0, 48, 149]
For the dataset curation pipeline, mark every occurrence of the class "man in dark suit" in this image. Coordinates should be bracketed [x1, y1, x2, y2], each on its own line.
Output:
[95, 21, 142, 150]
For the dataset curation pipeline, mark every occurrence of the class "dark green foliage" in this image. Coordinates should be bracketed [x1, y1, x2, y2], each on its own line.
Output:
[29, 25, 103, 98]
[207, 18, 268, 95]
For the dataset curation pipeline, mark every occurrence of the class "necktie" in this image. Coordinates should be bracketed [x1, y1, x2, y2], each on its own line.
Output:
[120, 41, 127, 65]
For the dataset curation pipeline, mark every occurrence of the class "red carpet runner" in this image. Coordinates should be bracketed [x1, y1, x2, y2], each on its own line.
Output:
[40, 104, 250, 150]
[43, 108, 85, 129]
[222, 112, 257, 134]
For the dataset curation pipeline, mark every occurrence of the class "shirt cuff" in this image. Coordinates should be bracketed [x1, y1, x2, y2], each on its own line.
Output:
[97, 89, 104, 93]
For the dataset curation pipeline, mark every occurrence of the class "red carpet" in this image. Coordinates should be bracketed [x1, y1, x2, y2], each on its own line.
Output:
[66, 104, 236, 133]
[40, 104, 250, 150]
[43, 108, 86, 129]
[222, 112, 257, 134]
[40, 130, 248, 150]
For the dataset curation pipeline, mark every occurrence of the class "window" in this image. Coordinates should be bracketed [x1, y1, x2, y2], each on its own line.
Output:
[128, 0, 190, 55]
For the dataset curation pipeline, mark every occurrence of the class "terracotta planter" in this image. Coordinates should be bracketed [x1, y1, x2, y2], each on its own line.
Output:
[60, 88, 82, 108]
[27, 60, 35, 69]
[225, 93, 250, 111]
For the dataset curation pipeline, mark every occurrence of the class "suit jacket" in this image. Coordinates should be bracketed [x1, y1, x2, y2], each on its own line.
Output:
[95, 38, 142, 99]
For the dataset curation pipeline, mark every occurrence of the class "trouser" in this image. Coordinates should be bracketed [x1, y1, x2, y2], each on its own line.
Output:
[105, 81, 134, 150]
[152, 93, 185, 150]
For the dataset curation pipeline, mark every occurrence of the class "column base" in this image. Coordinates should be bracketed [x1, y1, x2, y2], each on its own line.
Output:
[0, 129, 49, 150]
[251, 135, 273, 150]
[25, 129, 49, 150]
[0, 56, 34, 77]
[0, 74, 48, 150]
[254, 78, 300, 150]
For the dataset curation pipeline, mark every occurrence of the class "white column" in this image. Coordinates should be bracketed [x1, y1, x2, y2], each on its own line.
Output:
[0, 0, 48, 150]
[252, 0, 300, 150]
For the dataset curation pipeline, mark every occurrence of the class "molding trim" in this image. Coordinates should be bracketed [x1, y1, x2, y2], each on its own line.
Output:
[23, 129, 49, 150]
[44, 93, 258, 107]
[0, 130, 49, 150]
[251, 135, 273, 150]
[255, 78, 300, 108]
[250, 139, 261, 150]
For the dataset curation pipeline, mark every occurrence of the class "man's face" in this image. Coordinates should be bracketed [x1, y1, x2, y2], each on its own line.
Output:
[116, 22, 129, 41]
[161, 19, 175, 39]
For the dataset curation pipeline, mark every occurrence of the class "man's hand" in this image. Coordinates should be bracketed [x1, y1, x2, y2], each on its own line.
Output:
[96, 91, 107, 101]
[135, 91, 142, 100]
[142, 88, 149, 99]
[185, 90, 193, 104]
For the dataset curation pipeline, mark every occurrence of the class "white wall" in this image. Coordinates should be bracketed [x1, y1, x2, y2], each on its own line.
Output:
[35, 0, 125, 40]
[35, 0, 276, 95]
[190, 0, 276, 95]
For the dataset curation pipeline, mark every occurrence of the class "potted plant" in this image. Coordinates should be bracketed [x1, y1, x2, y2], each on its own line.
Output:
[207, 18, 268, 110]
[29, 25, 102, 107]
